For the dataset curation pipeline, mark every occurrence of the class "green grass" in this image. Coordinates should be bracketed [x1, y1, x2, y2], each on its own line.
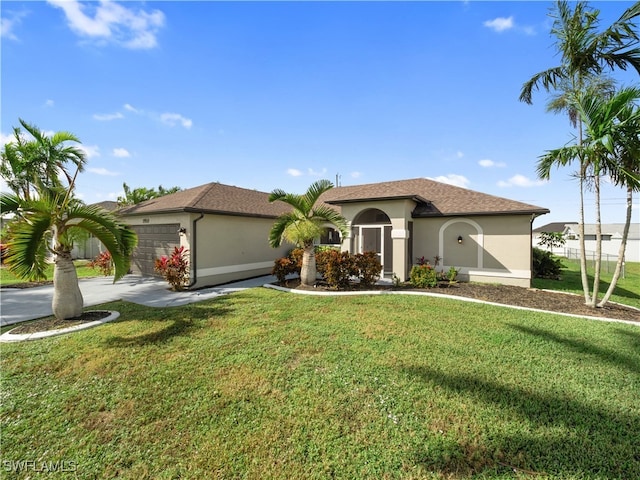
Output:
[2, 289, 639, 479]
[533, 259, 640, 309]
[0, 260, 98, 286]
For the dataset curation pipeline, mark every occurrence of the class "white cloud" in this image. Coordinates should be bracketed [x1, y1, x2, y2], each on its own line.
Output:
[479, 159, 506, 168]
[88, 167, 119, 176]
[160, 112, 192, 129]
[498, 174, 546, 188]
[93, 112, 124, 121]
[1, 10, 28, 41]
[44, 99, 55, 108]
[484, 16, 514, 33]
[78, 144, 100, 159]
[46, 0, 165, 50]
[124, 103, 140, 113]
[1, 132, 14, 145]
[308, 167, 328, 177]
[456, 151, 464, 159]
[112, 148, 130, 158]
[287, 168, 303, 177]
[350, 171, 362, 179]
[428, 174, 470, 189]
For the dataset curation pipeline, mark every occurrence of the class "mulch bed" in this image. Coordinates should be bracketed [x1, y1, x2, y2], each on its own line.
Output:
[8, 311, 112, 335]
[283, 280, 640, 322]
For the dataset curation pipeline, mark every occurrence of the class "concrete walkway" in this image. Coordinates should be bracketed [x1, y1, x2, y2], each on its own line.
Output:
[0, 275, 277, 327]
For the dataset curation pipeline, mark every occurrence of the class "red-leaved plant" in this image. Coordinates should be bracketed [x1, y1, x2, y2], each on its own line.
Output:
[88, 251, 113, 276]
[155, 246, 190, 291]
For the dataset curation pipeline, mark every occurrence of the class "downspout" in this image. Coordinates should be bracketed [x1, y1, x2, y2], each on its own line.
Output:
[529, 213, 536, 288]
[188, 213, 204, 288]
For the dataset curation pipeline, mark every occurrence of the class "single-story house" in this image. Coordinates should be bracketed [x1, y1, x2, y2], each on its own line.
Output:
[119, 178, 549, 288]
[118, 183, 292, 288]
[321, 178, 549, 287]
[564, 223, 640, 263]
[533, 222, 639, 262]
[532, 221, 577, 255]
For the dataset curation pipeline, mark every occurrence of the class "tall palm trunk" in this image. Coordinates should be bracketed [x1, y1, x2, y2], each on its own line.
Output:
[300, 242, 317, 287]
[52, 250, 84, 319]
[577, 124, 592, 305]
[578, 172, 591, 305]
[590, 173, 603, 307]
[598, 187, 633, 306]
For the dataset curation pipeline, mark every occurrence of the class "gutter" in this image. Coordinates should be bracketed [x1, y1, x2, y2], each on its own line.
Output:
[188, 213, 204, 288]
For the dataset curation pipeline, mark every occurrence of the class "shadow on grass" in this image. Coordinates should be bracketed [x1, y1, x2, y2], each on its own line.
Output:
[535, 267, 640, 302]
[402, 365, 640, 479]
[509, 324, 640, 374]
[103, 297, 234, 347]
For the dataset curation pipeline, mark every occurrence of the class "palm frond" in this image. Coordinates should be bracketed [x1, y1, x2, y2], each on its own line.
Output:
[4, 210, 53, 281]
[64, 203, 138, 281]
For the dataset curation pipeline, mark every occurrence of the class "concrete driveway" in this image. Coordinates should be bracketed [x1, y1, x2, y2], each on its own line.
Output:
[0, 275, 276, 326]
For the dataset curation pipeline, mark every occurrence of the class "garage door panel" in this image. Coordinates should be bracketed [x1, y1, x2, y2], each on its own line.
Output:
[131, 224, 180, 276]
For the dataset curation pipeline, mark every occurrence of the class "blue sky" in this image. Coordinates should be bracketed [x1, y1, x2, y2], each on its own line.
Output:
[2, 0, 638, 228]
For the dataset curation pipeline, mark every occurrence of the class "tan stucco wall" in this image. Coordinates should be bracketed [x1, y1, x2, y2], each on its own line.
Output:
[122, 212, 290, 287]
[189, 213, 290, 288]
[412, 215, 533, 287]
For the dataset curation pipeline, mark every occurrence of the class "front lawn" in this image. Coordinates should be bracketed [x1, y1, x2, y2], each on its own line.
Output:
[0, 260, 97, 286]
[533, 259, 640, 310]
[2, 289, 638, 479]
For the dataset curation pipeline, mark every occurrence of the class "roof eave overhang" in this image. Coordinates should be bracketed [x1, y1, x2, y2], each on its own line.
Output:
[118, 206, 281, 220]
[412, 209, 550, 218]
[326, 195, 429, 205]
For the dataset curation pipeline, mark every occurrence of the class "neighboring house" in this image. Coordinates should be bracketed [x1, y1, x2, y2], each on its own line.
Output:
[118, 183, 292, 288]
[532, 222, 577, 255]
[321, 178, 549, 287]
[118, 178, 549, 288]
[532, 222, 640, 262]
[564, 223, 640, 262]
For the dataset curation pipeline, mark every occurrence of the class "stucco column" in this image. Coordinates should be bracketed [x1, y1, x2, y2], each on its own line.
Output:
[341, 221, 352, 254]
[391, 228, 410, 281]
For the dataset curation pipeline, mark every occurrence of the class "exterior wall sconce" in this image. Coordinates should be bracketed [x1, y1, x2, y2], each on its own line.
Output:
[457, 235, 463, 244]
[178, 227, 187, 235]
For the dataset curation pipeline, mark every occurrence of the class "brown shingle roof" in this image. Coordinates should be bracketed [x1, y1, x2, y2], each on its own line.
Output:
[118, 182, 291, 219]
[322, 178, 549, 217]
[532, 222, 577, 233]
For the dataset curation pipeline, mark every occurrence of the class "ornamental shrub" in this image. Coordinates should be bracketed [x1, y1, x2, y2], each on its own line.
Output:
[532, 247, 564, 279]
[272, 248, 303, 283]
[317, 249, 356, 289]
[354, 251, 382, 287]
[88, 251, 113, 276]
[155, 246, 190, 291]
[410, 263, 438, 288]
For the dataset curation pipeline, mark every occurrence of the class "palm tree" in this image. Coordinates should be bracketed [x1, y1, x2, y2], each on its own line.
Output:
[538, 87, 640, 307]
[1, 120, 137, 320]
[1, 119, 87, 200]
[596, 91, 640, 306]
[520, 0, 640, 304]
[268, 180, 348, 286]
[1, 186, 137, 320]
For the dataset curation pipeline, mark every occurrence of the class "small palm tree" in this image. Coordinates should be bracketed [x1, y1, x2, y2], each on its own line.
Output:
[0, 118, 86, 200]
[2, 187, 137, 320]
[269, 180, 348, 286]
